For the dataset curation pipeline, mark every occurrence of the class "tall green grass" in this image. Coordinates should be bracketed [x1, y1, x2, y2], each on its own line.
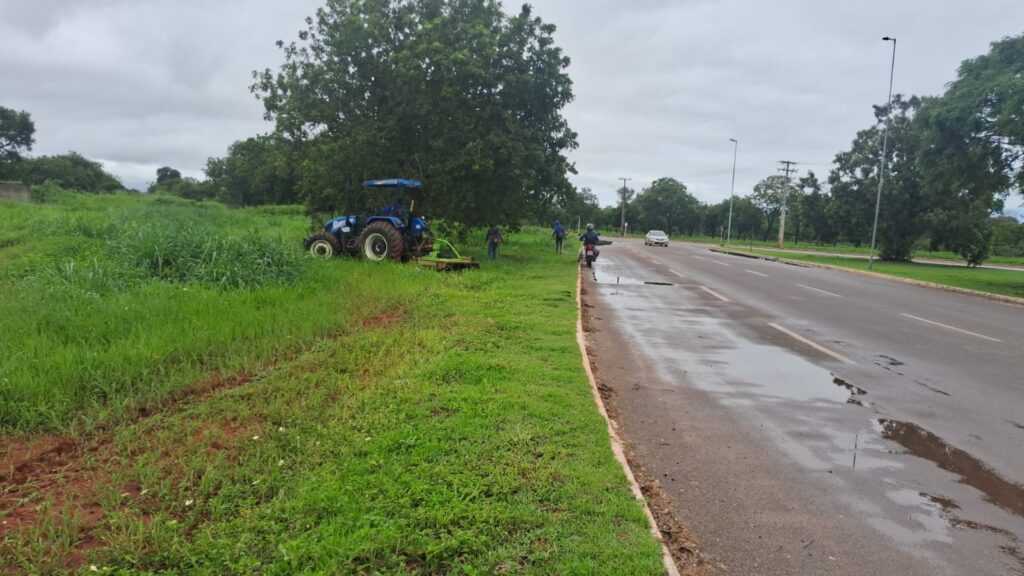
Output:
[0, 196, 665, 573]
[0, 193, 381, 431]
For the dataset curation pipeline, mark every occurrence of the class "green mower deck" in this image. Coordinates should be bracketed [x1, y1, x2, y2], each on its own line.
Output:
[415, 238, 480, 271]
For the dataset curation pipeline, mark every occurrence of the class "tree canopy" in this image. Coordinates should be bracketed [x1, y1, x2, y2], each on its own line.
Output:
[156, 166, 182, 184]
[205, 136, 300, 206]
[251, 0, 577, 225]
[16, 152, 122, 193]
[0, 107, 35, 163]
[634, 177, 699, 236]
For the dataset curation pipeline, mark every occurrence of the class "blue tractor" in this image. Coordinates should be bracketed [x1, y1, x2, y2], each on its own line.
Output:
[303, 178, 434, 262]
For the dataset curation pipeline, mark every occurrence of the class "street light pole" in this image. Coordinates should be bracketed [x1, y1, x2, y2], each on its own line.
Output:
[869, 36, 897, 270]
[619, 177, 631, 237]
[726, 138, 738, 246]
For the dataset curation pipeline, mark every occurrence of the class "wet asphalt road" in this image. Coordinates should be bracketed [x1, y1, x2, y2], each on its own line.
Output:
[584, 238, 1024, 575]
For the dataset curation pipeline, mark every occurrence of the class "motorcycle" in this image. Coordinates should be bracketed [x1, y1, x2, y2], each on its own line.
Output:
[583, 243, 597, 268]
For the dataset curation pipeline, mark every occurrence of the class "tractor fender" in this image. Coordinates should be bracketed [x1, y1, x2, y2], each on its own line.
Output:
[365, 215, 405, 230]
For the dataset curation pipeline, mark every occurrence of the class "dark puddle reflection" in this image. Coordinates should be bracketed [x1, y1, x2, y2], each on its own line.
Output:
[879, 419, 1024, 519]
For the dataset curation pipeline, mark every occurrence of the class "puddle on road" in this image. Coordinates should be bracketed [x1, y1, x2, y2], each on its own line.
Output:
[918, 492, 1024, 571]
[591, 268, 646, 285]
[591, 268, 675, 287]
[884, 488, 954, 544]
[878, 419, 1024, 519]
[833, 376, 869, 406]
[922, 492, 1014, 535]
[711, 341, 855, 404]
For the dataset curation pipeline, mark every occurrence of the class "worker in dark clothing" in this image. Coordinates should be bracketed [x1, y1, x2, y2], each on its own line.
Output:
[552, 219, 567, 254]
[486, 224, 504, 261]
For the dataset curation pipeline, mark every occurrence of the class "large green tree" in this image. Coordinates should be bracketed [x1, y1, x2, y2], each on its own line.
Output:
[0, 106, 35, 163]
[634, 177, 699, 236]
[828, 96, 927, 260]
[18, 152, 121, 192]
[912, 35, 1024, 264]
[205, 135, 300, 206]
[922, 34, 1024, 196]
[549, 186, 601, 232]
[797, 171, 835, 245]
[750, 174, 787, 242]
[252, 0, 577, 225]
[156, 166, 182, 184]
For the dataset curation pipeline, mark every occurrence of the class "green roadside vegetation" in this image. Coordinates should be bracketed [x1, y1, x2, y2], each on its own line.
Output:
[742, 248, 1024, 299]
[680, 235, 1024, 267]
[0, 193, 663, 574]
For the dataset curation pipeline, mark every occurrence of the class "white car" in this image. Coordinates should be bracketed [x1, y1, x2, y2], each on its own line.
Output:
[644, 230, 669, 246]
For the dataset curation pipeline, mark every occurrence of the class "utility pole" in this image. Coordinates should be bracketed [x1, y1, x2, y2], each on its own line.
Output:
[777, 161, 797, 249]
[870, 37, 898, 270]
[727, 138, 738, 246]
[619, 177, 631, 237]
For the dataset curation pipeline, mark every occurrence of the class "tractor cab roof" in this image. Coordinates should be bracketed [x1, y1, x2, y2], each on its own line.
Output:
[363, 178, 422, 190]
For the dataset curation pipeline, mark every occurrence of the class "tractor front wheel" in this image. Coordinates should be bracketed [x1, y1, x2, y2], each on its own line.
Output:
[305, 231, 341, 258]
[358, 222, 405, 262]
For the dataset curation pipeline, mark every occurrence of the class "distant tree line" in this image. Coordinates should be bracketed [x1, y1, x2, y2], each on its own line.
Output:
[0, 107, 123, 193]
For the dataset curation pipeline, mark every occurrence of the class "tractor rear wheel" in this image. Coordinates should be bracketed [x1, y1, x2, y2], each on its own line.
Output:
[358, 222, 405, 262]
[305, 231, 341, 257]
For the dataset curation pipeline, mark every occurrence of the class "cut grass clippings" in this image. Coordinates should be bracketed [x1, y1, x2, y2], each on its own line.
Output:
[1, 194, 664, 574]
[746, 248, 1024, 299]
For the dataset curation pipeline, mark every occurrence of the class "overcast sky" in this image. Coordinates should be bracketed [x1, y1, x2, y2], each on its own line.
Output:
[2, 0, 1022, 214]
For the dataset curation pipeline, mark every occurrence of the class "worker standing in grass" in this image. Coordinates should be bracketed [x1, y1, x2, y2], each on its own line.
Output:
[486, 224, 504, 261]
[552, 218, 566, 254]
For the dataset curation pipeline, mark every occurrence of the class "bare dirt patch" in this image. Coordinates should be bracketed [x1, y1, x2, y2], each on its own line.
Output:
[361, 307, 408, 330]
[0, 367, 260, 572]
[1, 307, 414, 573]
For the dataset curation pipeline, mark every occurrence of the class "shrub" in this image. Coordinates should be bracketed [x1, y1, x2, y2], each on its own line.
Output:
[29, 179, 76, 203]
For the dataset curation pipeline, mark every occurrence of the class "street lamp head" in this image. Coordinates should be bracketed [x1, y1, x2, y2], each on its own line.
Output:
[882, 36, 895, 42]
[729, 138, 737, 143]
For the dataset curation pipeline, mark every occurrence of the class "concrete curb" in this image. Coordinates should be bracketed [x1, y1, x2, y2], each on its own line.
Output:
[710, 247, 1024, 308]
[576, 270, 681, 576]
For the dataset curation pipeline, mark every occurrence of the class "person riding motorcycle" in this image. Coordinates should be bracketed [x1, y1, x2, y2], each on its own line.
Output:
[580, 223, 600, 245]
[579, 223, 600, 259]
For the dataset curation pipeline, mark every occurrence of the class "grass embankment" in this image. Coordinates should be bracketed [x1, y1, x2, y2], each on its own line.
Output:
[0, 193, 663, 574]
[712, 236, 1024, 267]
[746, 248, 1024, 299]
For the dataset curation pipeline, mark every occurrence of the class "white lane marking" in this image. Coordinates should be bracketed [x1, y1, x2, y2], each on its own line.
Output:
[899, 313, 1002, 343]
[669, 269, 685, 278]
[798, 283, 843, 298]
[768, 322, 855, 364]
[699, 286, 731, 302]
[693, 255, 707, 261]
[714, 260, 732, 267]
[745, 269, 769, 278]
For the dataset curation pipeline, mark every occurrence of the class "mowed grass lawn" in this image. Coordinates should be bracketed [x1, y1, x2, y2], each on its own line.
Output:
[747, 248, 1024, 299]
[0, 192, 663, 574]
